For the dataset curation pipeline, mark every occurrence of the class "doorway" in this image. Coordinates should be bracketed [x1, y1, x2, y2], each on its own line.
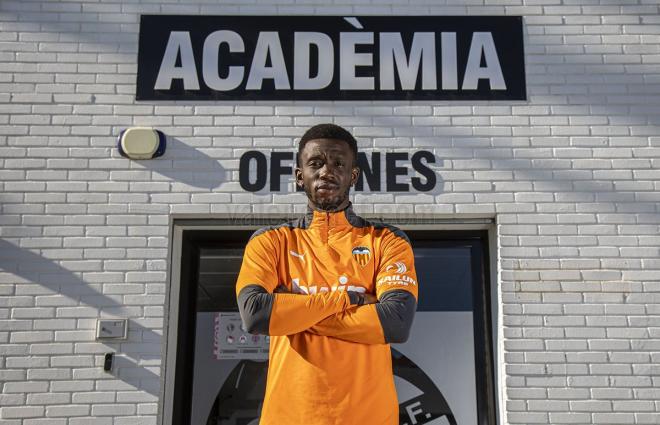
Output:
[163, 225, 495, 425]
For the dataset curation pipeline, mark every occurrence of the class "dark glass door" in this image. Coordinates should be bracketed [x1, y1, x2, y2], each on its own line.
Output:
[172, 229, 494, 425]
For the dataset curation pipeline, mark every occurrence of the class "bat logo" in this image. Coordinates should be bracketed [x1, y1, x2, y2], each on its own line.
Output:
[352, 246, 371, 267]
[386, 262, 407, 274]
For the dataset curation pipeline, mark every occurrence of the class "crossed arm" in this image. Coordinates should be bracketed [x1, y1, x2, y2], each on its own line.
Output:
[236, 229, 417, 345]
[236, 285, 416, 344]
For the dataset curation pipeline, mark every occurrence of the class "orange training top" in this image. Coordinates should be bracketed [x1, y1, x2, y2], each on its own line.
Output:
[235, 205, 418, 425]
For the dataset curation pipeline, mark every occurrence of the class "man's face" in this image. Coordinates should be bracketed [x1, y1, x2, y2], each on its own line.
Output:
[296, 138, 360, 212]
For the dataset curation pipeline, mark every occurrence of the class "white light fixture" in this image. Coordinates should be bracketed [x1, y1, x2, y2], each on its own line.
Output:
[117, 127, 166, 159]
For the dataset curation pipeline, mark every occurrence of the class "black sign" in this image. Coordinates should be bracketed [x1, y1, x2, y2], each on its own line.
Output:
[239, 150, 437, 193]
[137, 15, 525, 101]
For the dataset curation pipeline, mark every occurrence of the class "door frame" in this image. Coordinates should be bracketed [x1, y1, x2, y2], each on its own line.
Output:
[158, 215, 502, 425]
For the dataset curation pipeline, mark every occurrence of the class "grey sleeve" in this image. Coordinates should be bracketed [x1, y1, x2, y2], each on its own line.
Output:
[375, 290, 417, 344]
[237, 284, 274, 335]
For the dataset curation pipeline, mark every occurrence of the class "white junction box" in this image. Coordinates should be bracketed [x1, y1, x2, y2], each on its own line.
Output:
[96, 319, 128, 340]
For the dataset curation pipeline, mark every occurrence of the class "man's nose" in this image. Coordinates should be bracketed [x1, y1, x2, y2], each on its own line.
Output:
[319, 162, 336, 177]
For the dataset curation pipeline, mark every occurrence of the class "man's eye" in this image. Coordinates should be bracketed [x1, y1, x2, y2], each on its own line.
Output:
[309, 160, 322, 167]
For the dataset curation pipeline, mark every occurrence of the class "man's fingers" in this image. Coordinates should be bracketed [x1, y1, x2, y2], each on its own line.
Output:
[362, 294, 378, 304]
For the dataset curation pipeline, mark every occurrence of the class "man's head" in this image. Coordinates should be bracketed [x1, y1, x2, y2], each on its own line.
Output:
[295, 124, 360, 212]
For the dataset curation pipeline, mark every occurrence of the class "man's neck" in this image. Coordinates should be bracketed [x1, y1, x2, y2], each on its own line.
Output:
[307, 201, 351, 213]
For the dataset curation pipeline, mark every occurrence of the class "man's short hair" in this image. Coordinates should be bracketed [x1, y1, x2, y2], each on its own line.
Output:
[298, 123, 358, 166]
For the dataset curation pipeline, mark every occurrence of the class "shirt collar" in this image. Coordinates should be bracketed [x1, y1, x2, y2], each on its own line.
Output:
[304, 202, 355, 229]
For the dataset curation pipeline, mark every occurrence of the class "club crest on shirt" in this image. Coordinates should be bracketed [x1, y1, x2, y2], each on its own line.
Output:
[352, 246, 371, 267]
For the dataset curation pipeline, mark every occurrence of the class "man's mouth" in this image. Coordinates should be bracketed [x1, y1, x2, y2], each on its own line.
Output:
[316, 183, 338, 192]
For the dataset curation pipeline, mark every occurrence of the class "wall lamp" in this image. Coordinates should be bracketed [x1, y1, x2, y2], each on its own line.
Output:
[117, 127, 166, 160]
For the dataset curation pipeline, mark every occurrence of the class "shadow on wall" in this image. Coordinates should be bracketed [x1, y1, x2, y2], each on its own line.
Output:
[0, 239, 161, 397]
[458, 15, 660, 211]
[356, 152, 446, 197]
[132, 137, 228, 190]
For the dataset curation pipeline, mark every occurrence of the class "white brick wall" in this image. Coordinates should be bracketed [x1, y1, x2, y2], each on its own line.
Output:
[1, 0, 660, 424]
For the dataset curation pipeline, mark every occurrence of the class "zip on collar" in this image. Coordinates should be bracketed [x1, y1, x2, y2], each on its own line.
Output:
[298, 202, 369, 232]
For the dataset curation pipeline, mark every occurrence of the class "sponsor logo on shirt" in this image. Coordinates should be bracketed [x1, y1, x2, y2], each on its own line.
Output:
[386, 261, 407, 273]
[352, 246, 371, 267]
[376, 274, 417, 287]
[289, 250, 305, 263]
[291, 277, 366, 295]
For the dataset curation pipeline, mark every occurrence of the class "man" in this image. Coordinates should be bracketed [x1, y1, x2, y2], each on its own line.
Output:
[235, 123, 419, 425]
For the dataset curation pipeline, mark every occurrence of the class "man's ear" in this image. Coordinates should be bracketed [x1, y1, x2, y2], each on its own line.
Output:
[350, 166, 360, 187]
[295, 167, 304, 188]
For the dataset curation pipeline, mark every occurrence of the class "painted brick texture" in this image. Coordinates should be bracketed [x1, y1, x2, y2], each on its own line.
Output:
[1, 1, 660, 424]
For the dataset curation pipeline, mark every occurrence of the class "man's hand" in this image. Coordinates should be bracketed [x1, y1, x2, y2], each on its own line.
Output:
[361, 293, 378, 305]
[349, 292, 378, 306]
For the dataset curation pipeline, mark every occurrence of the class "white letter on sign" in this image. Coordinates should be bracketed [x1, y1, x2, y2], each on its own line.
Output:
[246, 32, 291, 90]
[202, 30, 245, 91]
[462, 32, 506, 90]
[155, 31, 200, 90]
[441, 32, 458, 90]
[380, 32, 436, 90]
[340, 32, 374, 90]
[294, 32, 334, 90]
